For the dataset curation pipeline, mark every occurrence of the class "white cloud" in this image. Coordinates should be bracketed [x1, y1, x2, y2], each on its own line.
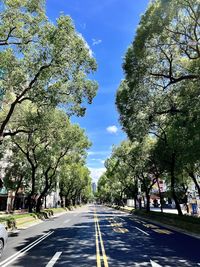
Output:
[92, 38, 102, 46]
[88, 158, 105, 165]
[90, 158, 103, 162]
[106, 125, 118, 134]
[88, 151, 110, 156]
[89, 167, 106, 183]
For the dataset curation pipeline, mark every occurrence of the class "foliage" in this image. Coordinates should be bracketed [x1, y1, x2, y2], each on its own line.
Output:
[0, 216, 16, 229]
[114, 0, 200, 215]
[59, 162, 92, 206]
[0, 0, 98, 139]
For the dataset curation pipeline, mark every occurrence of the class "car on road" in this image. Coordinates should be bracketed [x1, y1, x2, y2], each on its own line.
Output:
[0, 223, 8, 258]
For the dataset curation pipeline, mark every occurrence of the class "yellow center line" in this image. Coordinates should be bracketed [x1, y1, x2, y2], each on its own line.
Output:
[94, 217, 101, 267]
[96, 216, 109, 267]
[94, 208, 109, 267]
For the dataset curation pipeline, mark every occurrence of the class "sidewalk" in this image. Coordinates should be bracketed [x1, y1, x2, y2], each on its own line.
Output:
[150, 207, 187, 214]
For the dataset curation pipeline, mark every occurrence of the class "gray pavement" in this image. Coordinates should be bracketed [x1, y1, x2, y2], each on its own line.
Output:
[0, 205, 200, 267]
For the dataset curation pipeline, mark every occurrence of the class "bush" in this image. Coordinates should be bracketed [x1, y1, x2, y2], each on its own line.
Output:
[67, 206, 73, 211]
[44, 209, 54, 216]
[0, 216, 16, 229]
[34, 212, 44, 220]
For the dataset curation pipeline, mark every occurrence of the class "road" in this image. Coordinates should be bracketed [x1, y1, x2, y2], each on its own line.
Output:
[0, 205, 200, 267]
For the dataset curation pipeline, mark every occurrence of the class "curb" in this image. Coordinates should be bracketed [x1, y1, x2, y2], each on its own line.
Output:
[6, 206, 85, 233]
[8, 210, 68, 233]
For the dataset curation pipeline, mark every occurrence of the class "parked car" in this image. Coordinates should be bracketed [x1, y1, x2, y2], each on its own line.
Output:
[0, 224, 8, 258]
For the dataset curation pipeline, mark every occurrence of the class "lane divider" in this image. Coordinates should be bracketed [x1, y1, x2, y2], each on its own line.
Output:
[0, 231, 54, 267]
[135, 227, 149, 236]
[46, 252, 62, 267]
[94, 208, 109, 267]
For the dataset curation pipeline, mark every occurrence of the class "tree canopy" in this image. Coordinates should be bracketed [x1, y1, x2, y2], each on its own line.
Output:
[0, 0, 98, 139]
[112, 0, 200, 215]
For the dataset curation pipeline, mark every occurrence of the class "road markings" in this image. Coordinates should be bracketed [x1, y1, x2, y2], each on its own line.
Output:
[46, 252, 62, 267]
[95, 219, 101, 267]
[1, 231, 54, 267]
[152, 229, 172, 235]
[135, 227, 149, 236]
[113, 227, 129, 233]
[94, 208, 109, 267]
[150, 259, 162, 267]
[143, 224, 157, 229]
[129, 217, 173, 235]
[96, 218, 109, 267]
[108, 217, 129, 234]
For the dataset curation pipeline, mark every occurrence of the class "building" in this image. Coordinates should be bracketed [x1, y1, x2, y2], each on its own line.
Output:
[92, 182, 97, 193]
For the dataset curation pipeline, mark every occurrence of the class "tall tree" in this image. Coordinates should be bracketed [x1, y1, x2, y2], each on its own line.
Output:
[8, 105, 90, 212]
[0, 0, 98, 140]
[116, 0, 199, 215]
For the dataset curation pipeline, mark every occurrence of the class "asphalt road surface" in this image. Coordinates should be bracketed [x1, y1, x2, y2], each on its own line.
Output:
[1, 205, 200, 267]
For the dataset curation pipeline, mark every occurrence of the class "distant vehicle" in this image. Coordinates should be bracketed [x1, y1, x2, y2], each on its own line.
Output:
[0, 224, 8, 258]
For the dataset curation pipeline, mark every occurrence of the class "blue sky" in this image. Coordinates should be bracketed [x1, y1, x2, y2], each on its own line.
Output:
[46, 0, 149, 182]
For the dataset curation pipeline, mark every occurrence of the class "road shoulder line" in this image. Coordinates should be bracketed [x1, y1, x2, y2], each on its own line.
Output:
[1, 231, 54, 267]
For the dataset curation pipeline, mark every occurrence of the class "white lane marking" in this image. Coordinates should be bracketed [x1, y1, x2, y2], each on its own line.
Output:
[46, 252, 62, 267]
[1, 231, 54, 267]
[150, 259, 162, 267]
[135, 227, 149, 236]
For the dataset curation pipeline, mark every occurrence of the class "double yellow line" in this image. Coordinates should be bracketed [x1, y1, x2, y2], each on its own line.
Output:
[94, 208, 109, 267]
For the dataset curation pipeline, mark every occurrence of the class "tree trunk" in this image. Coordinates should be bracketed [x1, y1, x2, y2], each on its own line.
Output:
[36, 189, 47, 213]
[134, 196, 137, 209]
[156, 178, 163, 213]
[36, 179, 50, 213]
[188, 171, 200, 196]
[27, 194, 33, 213]
[59, 193, 64, 207]
[28, 166, 36, 213]
[65, 198, 71, 207]
[12, 175, 23, 211]
[145, 191, 150, 212]
[138, 197, 142, 210]
[36, 197, 43, 213]
[171, 153, 183, 216]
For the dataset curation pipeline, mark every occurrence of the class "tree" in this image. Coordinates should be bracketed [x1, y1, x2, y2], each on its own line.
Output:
[0, 0, 98, 140]
[104, 143, 134, 207]
[3, 150, 30, 211]
[97, 174, 112, 204]
[116, 0, 200, 215]
[7, 104, 91, 212]
[99, 139, 161, 212]
[59, 163, 92, 207]
[116, 0, 199, 141]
